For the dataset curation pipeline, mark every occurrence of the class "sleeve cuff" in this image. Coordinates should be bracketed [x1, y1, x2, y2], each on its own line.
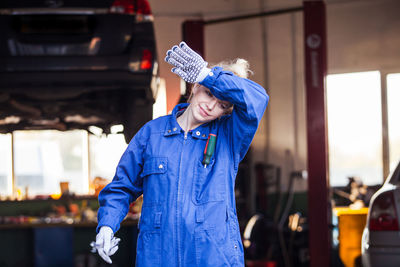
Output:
[97, 210, 124, 233]
[199, 66, 223, 88]
[196, 67, 211, 83]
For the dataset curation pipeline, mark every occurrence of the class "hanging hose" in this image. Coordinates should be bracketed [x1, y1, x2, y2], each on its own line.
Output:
[277, 171, 296, 267]
[277, 170, 307, 267]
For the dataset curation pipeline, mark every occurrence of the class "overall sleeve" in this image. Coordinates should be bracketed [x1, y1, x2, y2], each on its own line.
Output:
[96, 126, 147, 233]
[200, 66, 269, 167]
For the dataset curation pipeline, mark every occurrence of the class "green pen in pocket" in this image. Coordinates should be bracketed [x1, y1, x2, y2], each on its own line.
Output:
[202, 134, 216, 168]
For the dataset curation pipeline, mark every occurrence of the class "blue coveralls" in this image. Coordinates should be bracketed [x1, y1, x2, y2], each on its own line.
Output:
[97, 66, 269, 267]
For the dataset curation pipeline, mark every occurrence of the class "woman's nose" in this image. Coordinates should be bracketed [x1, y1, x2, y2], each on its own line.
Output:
[207, 98, 217, 110]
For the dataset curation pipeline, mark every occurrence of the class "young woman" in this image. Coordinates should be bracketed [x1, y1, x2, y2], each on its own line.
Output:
[93, 42, 269, 266]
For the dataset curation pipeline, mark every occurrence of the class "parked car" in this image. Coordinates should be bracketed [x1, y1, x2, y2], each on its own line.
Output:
[362, 161, 400, 267]
[0, 0, 158, 142]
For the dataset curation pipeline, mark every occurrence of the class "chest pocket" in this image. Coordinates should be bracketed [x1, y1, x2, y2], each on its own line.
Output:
[192, 158, 225, 205]
[140, 157, 168, 206]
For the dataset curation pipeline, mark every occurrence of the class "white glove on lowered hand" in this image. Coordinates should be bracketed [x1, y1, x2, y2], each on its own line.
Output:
[164, 41, 211, 84]
[90, 226, 120, 264]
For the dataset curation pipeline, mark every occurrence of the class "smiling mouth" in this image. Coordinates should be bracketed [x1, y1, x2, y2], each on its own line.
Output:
[199, 106, 209, 117]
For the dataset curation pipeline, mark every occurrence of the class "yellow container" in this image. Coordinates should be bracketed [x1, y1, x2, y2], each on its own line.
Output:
[333, 207, 368, 267]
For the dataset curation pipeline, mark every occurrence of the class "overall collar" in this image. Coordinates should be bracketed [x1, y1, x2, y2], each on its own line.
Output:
[164, 103, 211, 140]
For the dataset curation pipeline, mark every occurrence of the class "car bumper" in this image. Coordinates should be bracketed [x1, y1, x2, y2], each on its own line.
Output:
[362, 245, 400, 267]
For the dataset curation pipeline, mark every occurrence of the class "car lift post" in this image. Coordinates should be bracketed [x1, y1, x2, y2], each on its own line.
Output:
[303, 1, 331, 266]
[182, 20, 205, 57]
[182, 1, 330, 266]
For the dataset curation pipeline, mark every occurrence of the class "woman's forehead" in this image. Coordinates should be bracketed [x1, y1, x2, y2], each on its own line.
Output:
[201, 86, 232, 106]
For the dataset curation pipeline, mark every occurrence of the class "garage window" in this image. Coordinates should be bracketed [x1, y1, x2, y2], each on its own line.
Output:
[387, 73, 400, 172]
[13, 130, 88, 196]
[327, 71, 383, 186]
[0, 130, 127, 199]
[0, 134, 12, 197]
[89, 133, 127, 193]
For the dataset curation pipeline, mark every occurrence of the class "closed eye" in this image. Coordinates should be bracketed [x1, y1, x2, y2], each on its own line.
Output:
[219, 102, 232, 110]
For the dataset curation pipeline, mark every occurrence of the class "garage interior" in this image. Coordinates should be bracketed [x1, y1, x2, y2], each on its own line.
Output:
[1, 0, 400, 266]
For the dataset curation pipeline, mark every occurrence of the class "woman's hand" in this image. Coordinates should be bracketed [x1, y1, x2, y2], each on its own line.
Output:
[165, 41, 211, 84]
[91, 226, 120, 264]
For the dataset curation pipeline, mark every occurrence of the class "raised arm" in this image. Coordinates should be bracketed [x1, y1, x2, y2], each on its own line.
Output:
[200, 67, 269, 165]
[165, 42, 269, 166]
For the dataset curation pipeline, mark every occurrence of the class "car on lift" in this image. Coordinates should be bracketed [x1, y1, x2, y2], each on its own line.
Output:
[361, 160, 400, 267]
[0, 0, 158, 143]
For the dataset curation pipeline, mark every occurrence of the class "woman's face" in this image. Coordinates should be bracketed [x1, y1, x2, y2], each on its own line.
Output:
[190, 84, 232, 124]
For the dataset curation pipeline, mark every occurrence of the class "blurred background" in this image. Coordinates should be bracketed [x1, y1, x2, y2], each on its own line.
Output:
[0, 0, 400, 266]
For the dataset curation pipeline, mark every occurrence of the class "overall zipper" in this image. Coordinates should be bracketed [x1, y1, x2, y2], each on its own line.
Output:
[176, 131, 188, 266]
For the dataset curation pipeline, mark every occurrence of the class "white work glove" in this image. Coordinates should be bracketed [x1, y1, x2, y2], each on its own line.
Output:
[164, 41, 211, 84]
[90, 226, 120, 264]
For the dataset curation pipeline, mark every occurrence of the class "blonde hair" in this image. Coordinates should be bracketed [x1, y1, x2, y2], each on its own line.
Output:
[188, 58, 253, 104]
[210, 58, 253, 79]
